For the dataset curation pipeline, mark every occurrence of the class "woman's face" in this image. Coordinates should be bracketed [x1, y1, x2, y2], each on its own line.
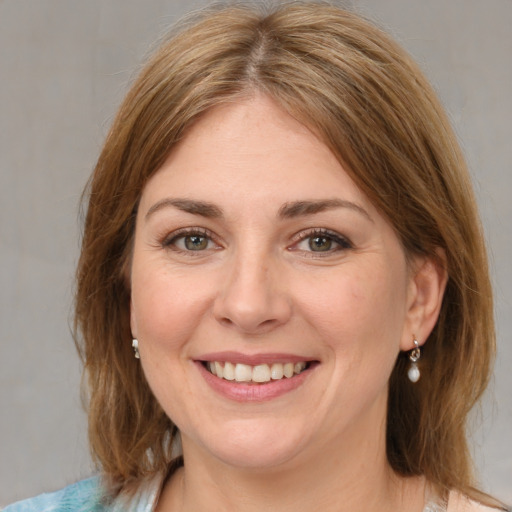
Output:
[130, 94, 421, 470]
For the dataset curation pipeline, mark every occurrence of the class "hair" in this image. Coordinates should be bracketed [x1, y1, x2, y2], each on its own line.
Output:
[74, 0, 500, 506]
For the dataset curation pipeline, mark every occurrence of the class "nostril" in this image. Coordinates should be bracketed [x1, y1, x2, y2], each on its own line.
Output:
[216, 315, 283, 334]
[218, 317, 234, 327]
[260, 318, 278, 327]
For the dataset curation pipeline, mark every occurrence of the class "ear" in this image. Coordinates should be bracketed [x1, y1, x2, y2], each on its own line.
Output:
[400, 250, 448, 351]
[130, 298, 138, 339]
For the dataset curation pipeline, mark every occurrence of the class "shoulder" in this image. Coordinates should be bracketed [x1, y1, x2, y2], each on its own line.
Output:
[2, 474, 163, 512]
[447, 491, 507, 512]
[2, 477, 106, 512]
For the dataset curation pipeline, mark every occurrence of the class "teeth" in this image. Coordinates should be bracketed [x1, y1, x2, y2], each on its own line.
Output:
[223, 361, 235, 381]
[205, 361, 308, 383]
[234, 363, 252, 382]
[294, 362, 306, 374]
[283, 362, 294, 378]
[270, 363, 284, 380]
[252, 364, 271, 383]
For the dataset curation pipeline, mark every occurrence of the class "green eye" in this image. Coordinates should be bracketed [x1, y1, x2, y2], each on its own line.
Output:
[292, 229, 352, 255]
[184, 235, 209, 251]
[164, 229, 215, 252]
[308, 236, 333, 252]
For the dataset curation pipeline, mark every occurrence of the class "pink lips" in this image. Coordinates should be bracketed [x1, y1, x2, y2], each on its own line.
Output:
[198, 351, 311, 366]
[195, 352, 315, 402]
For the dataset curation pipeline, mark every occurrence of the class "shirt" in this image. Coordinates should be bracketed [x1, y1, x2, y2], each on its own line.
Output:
[2, 476, 503, 512]
[2, 476, 159, 512]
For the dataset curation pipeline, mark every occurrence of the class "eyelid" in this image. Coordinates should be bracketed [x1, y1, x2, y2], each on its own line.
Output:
[162, 227, 222, 251]
[288, 228, 353, 254]
[159, 226, 352, 256]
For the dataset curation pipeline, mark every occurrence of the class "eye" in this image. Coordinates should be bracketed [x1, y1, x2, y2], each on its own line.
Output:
[308, 235, 335, 252]
[292, 229, 352, 254]
[182, 234, 209, 251]
[163, 229, 219, 252]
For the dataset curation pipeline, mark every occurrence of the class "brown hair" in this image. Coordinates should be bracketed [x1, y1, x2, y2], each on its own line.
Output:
[75, 1, 499, 505]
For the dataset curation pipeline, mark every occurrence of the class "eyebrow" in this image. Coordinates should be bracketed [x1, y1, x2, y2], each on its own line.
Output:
[278, 199, 373, 222]
[145, 197, 372, 222]
[145, 198, 223, 220]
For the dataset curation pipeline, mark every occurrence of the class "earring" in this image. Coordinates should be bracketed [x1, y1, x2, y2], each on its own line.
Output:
[132, 339, 140, 359]
[407, 338, 421, 383]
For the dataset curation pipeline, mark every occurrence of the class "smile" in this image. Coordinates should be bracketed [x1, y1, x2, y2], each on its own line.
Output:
[205, 361, 308, 383]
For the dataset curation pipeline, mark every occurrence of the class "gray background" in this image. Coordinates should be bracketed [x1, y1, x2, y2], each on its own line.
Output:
[0, 0, 510, 506]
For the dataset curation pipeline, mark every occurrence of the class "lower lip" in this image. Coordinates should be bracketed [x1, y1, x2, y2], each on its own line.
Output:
[196, 362, 312, 402]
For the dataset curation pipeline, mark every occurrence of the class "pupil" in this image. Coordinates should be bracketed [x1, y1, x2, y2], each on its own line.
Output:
[185, 235, 207, 250]
[310, 236, 332, 251]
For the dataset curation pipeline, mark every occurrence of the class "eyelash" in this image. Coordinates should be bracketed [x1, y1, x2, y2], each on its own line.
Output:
[162, 227, 220, 254]
[290, 228, 353, 256]
[161, 227, 352, 257]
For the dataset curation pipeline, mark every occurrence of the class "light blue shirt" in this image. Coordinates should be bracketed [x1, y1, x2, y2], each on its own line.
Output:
[2, 476, 161, 512]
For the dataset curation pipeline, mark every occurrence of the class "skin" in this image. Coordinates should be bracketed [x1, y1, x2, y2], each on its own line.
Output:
[130, 94, 447, 512]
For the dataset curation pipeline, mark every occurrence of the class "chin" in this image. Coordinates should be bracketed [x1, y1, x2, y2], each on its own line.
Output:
[187, 418, 313, 471]
[211, 444, 302, 472]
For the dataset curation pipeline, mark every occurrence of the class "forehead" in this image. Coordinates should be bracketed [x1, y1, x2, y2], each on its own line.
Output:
[139, 94, 374, 217]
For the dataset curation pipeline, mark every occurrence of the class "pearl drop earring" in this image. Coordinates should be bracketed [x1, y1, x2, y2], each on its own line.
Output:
[132, 339, 140, 359]
[407, 338, 421, 383]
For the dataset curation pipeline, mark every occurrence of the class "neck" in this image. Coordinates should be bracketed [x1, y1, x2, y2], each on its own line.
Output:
[157, 413, 426, 512]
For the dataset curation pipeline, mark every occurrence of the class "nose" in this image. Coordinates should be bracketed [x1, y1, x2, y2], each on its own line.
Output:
[213, 250, 292, 335]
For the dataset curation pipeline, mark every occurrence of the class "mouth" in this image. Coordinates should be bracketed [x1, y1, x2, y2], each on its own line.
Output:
[202, 360, 312, 384]
[196, 352, 319, 401]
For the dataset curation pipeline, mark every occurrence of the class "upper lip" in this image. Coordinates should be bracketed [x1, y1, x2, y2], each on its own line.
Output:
[195, 351, 315, 366]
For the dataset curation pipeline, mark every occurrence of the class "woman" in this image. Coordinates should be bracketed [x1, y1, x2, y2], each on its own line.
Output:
[4, 2, 508, 511]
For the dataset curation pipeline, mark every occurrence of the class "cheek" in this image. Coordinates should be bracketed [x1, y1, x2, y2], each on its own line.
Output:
[131, 267, 213, 419]
[302, 268, 403, 325]
[131, 264, 214, 349]
[294, 261, 408, 361]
